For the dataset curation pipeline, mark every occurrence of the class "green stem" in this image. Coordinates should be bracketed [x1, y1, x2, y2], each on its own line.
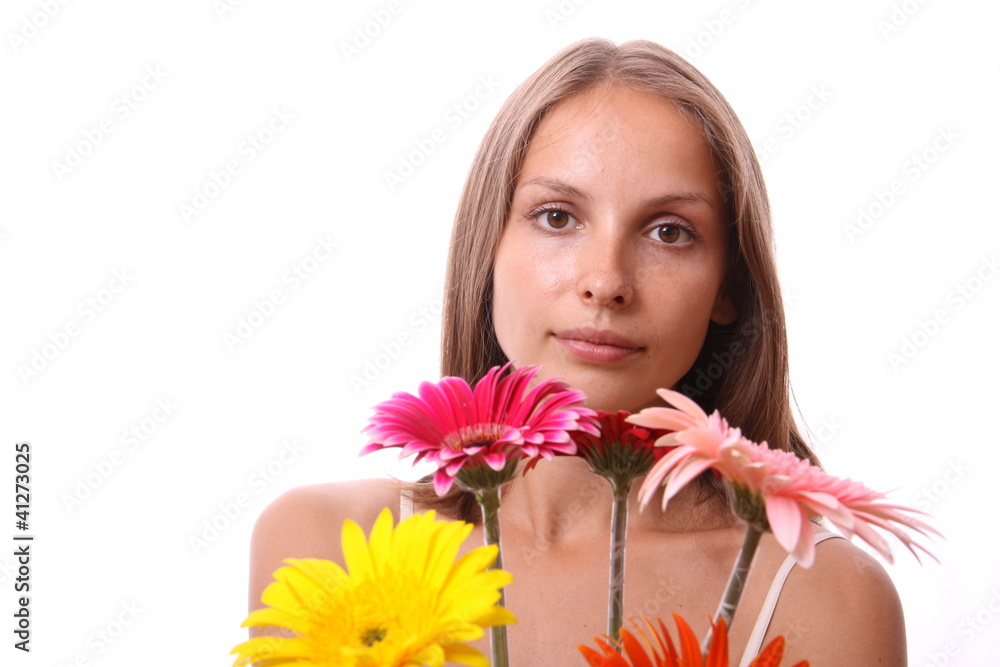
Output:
[702, 523, 763, 657]
[476, 485, 509, 667]
[608, 481, 630, 642]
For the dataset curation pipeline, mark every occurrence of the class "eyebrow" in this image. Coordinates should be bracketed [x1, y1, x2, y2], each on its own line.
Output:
[519, 177, 715, 209]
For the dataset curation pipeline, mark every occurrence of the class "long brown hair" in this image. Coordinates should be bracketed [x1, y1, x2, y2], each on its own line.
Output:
[412, 38, 818, 521]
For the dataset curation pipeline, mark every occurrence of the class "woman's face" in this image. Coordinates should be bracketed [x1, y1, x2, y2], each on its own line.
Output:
[492, 84, 737, 412]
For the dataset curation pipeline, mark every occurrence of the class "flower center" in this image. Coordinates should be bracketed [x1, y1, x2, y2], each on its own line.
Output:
[360, 626, 387, 647]
[442, 423, 511, 450]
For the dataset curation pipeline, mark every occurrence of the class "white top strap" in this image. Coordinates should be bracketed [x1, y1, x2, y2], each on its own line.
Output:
[399, 491, 414, 520]
[737, 530, 843, 667]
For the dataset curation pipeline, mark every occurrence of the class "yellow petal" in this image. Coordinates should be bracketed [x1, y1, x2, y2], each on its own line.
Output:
[443, 643, 490, 667]
[367, 507, 396, 572]
[341, 518, 375, 578]
[478, 606, 518, 628]
[239, 607, 298, 630]
[230, 636, 301, 666]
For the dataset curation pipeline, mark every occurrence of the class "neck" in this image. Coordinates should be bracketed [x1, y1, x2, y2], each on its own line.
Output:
[499, 457, 735, 545]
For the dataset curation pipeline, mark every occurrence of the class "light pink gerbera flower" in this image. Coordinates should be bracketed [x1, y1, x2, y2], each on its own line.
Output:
[362, 363, 599, 496]
[629, 388, 937, 568]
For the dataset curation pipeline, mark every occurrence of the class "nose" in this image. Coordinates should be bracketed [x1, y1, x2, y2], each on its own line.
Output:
[576, 234, 634, 308]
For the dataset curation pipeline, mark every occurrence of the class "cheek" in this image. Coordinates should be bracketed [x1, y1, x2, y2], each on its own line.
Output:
[491, 239, 526, 358]
[644, 297, 711, 356]
[494, 234, 567, 304]
[642, 264, 726, 356]
[491, 235, 569, 356]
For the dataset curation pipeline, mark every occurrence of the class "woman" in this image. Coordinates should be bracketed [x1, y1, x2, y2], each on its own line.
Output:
[250, 39, 905, 665]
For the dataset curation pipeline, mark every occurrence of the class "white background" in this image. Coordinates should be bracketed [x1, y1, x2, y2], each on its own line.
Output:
[2, 1, 997, 665]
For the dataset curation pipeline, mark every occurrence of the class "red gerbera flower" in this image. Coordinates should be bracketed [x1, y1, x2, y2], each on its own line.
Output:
[572, 410, 673, 486]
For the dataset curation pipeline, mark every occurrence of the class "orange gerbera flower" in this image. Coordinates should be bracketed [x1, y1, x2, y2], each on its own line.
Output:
[579, 614, 808, 667]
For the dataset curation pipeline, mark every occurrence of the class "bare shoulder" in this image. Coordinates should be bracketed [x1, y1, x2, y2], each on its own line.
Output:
[768, 536, 906, 666]
[248, 478, 403, 615]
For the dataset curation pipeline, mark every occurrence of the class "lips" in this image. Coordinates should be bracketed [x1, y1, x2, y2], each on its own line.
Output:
[553, 327, 642, 363]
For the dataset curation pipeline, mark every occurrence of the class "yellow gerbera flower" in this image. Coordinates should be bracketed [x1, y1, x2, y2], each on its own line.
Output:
[232, 508, 514, 667]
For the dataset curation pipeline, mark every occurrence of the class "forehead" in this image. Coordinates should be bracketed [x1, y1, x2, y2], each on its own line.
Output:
[518, 85, 721, 201]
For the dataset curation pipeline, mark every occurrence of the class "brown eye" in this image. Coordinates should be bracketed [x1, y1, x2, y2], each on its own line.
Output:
[543, 210, 571, 229]
[652, 223, 691, 244]
[658, 224, 680, 243]
[534, 208, 576, 230]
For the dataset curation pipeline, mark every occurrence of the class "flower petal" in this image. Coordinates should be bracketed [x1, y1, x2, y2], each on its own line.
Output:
[234, 510, 514, 667]
[765, 495, 806, 558]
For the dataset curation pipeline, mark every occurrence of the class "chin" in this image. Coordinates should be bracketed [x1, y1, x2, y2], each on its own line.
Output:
[512, 358, 667, 412]
[575, 385, 650, 414]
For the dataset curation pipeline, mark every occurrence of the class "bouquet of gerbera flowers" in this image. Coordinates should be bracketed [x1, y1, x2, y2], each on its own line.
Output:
[234, 364, 937, 666]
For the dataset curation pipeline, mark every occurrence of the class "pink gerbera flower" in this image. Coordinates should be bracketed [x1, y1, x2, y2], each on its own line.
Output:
[629, 389, 937, 568]
[362, 363, 599, 496]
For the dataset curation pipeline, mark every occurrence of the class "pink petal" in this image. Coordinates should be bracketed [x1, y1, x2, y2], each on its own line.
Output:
[482, 452, 508, 471]
[638, 455, 679, 509]
[358, 442, 383, 456]
[637, 446, 693, 505]
[850, 516, 895, 563]
[662, 457, 716, 506]
[628, 407, 697, 432]
[796, 491, 854, 529]
[765, 495, 806, 556]
[677, 426, 730, 457]
[545, 440, 577, 455]
[433, 470, 455, 496]
[792, 511, 816, 568]
[656, 388, 709, 422]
